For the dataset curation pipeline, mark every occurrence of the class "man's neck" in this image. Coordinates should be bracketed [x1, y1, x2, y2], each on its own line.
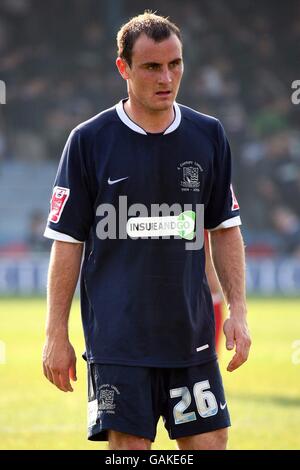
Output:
[124, 99, 175, 134]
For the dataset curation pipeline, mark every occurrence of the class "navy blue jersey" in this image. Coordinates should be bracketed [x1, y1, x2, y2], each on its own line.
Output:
[44, 99, 241, 367]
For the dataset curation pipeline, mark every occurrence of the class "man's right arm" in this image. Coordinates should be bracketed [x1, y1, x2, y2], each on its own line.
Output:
[42, 240, 84, 392]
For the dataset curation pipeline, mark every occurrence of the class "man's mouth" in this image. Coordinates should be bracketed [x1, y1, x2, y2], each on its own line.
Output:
[156, 91, 172, 96]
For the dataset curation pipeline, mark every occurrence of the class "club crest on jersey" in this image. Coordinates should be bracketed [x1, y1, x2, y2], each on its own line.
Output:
[177, 161, 203, 192]
[230, 184, 240, 211]
[48, 186, 70, 223]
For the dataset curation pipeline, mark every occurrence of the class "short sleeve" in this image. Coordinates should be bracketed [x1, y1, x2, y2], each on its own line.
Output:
[204, 120, 242, 231]
[44, 129, 94, 243]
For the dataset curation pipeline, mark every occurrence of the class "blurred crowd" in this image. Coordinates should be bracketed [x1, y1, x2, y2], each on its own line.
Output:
[0, 0, 299, 255]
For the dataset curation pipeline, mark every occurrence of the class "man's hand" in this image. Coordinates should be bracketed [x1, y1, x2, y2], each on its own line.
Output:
[42, 336, 77, 392]
[223, 315, 251, 372]
[43, 241, 82, 392]
[209, 227, 251, 372]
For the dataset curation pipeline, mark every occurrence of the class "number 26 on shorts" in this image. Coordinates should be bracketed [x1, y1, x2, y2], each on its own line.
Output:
[170, 380, 218, 425]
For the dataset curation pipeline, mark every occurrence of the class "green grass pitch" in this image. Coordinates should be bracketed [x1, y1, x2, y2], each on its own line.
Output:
[0, 297, 300, 450]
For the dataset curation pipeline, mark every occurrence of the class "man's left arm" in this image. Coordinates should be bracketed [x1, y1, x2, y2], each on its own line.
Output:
[209, 226, 251, 372]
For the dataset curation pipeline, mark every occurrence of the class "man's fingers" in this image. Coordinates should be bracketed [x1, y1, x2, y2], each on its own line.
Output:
[44, 364, 59, 389]
[51, 370, 66, 392]
[69, 362, 77, 382]
[43, 363, 52, 383]
[51, 369, 73, 392]
[226, 339, 234, 351]
[223, 320, 234, 350]
[42, 341, 77, 392]
[59, 371, 74, 392]
[227, 337, 251, 372]
[43, 362, 76, 391]
[44, 365, 54, 385]
[227, 352, 245, 372]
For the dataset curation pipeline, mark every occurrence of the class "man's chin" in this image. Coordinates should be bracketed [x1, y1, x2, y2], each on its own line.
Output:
[150, 100, 174, 112]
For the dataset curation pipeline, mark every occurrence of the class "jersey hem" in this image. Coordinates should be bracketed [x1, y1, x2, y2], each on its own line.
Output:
[44, 226, 84, 243]
[207, 215, 242, 231]
[85, 354, 218, 368]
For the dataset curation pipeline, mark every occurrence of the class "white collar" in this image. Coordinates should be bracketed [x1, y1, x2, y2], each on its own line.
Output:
[116, 99, 181, 135]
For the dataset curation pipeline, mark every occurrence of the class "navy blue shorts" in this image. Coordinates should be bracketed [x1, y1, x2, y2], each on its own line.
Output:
[87, 360, 230, 442]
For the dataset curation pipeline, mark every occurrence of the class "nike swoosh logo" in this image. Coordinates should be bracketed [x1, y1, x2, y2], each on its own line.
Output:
[108, 176, 129, 185]
[220, 402, 227, 410]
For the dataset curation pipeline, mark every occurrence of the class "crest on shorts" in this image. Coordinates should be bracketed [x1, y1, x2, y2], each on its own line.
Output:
[99, 384, 120, 415]
[48, 186, 70, 223]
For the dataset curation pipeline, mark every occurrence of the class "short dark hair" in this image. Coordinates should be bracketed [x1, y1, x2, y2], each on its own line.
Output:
[117, 11, 182, 67]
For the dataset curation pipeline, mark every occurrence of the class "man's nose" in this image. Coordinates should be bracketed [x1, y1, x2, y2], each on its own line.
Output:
[158, 66, 172, 84]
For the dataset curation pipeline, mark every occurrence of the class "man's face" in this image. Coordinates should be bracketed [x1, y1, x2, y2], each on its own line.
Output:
[118, 33, 184, 112]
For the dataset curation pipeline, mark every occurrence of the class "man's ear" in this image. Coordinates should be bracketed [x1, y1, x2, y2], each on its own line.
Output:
[116, 57, 130, 80]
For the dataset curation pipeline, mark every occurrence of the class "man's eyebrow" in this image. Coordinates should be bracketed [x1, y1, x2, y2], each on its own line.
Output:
[141, 61, 161, 66]
[141, 58, 183, 66]
[169, 57, 183, 63]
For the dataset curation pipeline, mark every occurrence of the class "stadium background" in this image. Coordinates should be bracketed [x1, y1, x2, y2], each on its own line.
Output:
[0, 0, 299, 450]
